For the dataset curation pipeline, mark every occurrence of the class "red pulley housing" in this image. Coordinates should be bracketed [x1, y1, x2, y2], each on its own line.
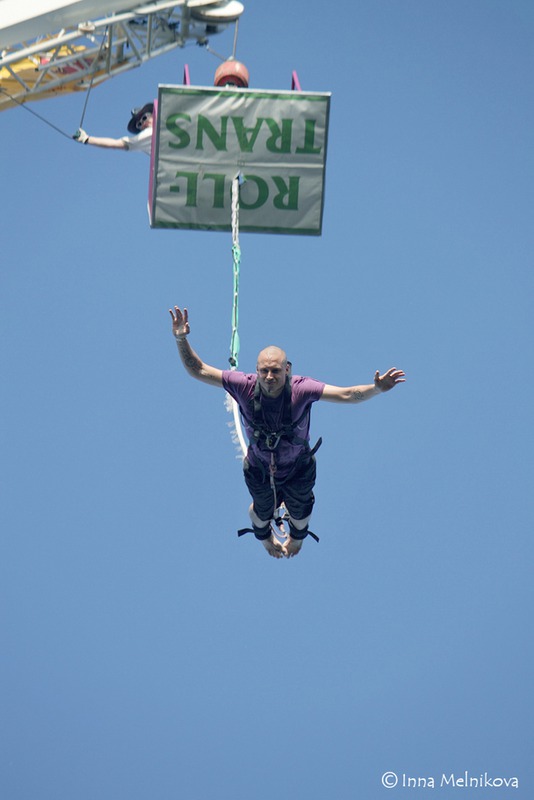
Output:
[214, 60, 250, 88]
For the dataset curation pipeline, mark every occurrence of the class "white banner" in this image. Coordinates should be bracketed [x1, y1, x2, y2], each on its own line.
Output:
[149, 85, 330, 235]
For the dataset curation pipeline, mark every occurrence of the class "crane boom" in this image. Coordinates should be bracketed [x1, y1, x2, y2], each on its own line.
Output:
[0, 0, 244, 110]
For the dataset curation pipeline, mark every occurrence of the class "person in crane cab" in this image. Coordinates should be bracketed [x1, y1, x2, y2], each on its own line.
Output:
[73, 102, 154, 153]
[169, 306, 405, 559]
[72, 60, 249, 152]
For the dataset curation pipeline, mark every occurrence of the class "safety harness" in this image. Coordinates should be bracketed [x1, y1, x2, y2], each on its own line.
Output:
[237, 376, 321, 544]
[237, 517, 320, 543]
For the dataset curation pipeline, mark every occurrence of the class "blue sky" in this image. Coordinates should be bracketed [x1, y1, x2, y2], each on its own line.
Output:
[2, 1, 533, 798]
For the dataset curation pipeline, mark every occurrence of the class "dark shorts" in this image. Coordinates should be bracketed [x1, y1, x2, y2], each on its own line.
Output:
[243, 454, 317, 522]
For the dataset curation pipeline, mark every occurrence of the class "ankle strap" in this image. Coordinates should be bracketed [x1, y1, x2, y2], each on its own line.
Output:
[237, 524, 271, 541]
[288, 522, 319, 543]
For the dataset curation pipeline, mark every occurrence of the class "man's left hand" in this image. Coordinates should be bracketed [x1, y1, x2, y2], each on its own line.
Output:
[374, 368, 406, 392]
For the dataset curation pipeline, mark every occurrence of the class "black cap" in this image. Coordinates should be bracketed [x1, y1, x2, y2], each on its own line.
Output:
[127, 103, 154, 134]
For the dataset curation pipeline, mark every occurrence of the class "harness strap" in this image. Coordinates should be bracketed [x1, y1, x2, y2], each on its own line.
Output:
[237, 525, 319, 543]
[267, 437, 322, 489]
[251, 377, 312, 451]
[288, 522, 320, 543]
[309, 437, 323, 457]
[269, 452, 279, 511]
[240, 379, 322, 547]
[237, 525, 271, 541]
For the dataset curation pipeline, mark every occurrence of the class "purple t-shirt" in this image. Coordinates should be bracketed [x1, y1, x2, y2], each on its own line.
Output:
[222, 371, 325, 478]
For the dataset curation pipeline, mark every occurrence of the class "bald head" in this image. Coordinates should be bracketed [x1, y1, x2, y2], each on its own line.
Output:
[257, 346, 287, 367]
[256, 346, 289, 397]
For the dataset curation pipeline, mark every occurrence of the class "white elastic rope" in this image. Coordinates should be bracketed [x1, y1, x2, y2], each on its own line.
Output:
[227, 175, 288, 537]
[226, 174, 247, 458]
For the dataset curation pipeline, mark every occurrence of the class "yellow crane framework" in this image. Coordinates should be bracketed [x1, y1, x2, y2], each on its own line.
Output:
[0, 0, 244, 110]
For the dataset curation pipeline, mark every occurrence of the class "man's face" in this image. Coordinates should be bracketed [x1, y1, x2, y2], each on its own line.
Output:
[256, 350, 289, 397]
[136, 112, 153, 131]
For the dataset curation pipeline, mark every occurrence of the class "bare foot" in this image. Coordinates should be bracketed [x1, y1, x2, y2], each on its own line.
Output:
[261, 534, 285, 559]
[283, 537, 303, 558]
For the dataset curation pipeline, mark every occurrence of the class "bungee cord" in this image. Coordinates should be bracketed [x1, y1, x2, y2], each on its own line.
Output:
[229, 173, 242, 370]
[225, 174, 248, 458]
[225, 174, 290, 544]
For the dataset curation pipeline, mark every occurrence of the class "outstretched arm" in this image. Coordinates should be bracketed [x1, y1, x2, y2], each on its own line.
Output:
[320, 368, 405, 403]
[169, 306, 223, 387]
[73, 128, 128, 149]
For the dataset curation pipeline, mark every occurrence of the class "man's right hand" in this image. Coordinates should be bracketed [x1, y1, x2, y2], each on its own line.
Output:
[168, 306, 223, 386]
[169, 306, 190, 339]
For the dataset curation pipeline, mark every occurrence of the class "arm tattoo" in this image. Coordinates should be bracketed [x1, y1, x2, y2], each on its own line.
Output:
[177, 339, 202, 373]
[350, 389, 364, 401]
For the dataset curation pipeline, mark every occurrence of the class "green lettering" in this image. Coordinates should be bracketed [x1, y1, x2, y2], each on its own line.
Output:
[196, 115, 228, 150]
[240, 175, 269, 209]
[231, 117, 263, 152]
[264, 118, 293, 153]
[169, 171, 198, 206]
[295, 118, 321, 154]
[272, 176, 299, 210]
[166, 113, 191, 149]
[203, 174, 226, 208]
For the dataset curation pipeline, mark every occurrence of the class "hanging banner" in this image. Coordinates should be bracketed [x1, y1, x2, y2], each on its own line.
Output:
[149, 85, 330, 235]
